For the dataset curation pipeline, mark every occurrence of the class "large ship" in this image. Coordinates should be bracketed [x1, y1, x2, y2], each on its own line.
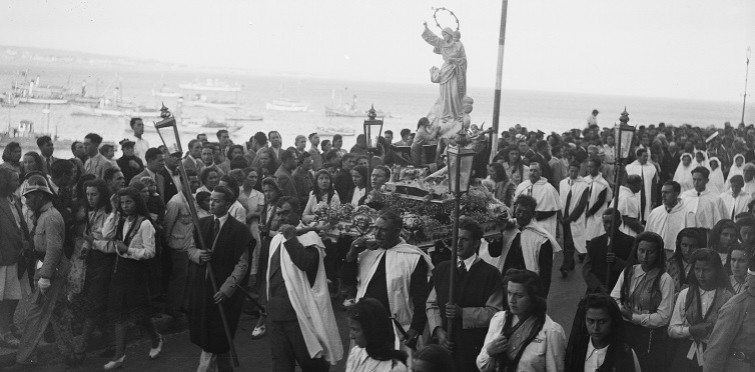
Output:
[178, 79, 242, 92]
[265, 98, 308, 112]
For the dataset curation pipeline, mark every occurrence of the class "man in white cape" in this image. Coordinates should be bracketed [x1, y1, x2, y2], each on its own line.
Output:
[646, 181, 696, 256]
[583, 158, 612, 247]
[720, 174, 751, 220]
[680, 166, 727, 229]
[625, 148, 657, 224]
[266, 196, 343, 370]
[609, 174, 644, 237]
[558, 161, 589, 277]
[342, 211, 433, 353]
[514, 162, 561, 238]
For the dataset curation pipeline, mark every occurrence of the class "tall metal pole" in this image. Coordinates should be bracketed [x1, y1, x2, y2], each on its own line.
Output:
[446, 152, 461, 341]
[741, 47, 751, 126]
[607, 109, 629, 286]
[489, 0, 509, 163]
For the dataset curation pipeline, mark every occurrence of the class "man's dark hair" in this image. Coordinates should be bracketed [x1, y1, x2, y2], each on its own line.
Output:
[384, 130, 393, 136]
[536, 140, 549, 151]
[400, 129, 411, 138]
[254, 131, 267, 146]
[280, 149, 296, 164]
[145, 148, 163, 163]
[276, 195, 300, 215]
[230, 157, 248, 170]
[104, 167, 122, 182]
[663, 180, 681, 193]
[36, 135, 52, 148]
[129, 117, 142, 128]
[691, 166, 710, 179]
[219, 174, 240, 198]
[212, 185, 236, 203]
[588, 157, 602, 167]
[378, 210, 403, 230]
[459, 217, 483, 241]
[514, 194, 537, 212]
[635, 148, 647, 157]
[84, 133, 103, 146]
[216, 129, 228, 139]
[308, 132, 318, 141]
[50, 159, 75, 180]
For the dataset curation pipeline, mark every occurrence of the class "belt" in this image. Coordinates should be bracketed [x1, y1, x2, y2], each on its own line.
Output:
[730, 350, 755, 362]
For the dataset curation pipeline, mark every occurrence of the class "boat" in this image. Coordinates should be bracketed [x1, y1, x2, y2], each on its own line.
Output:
[17, 97, 68, 105]
[202, 120, 243, 133]
[178, 79, 242, 92]
[315, 126, 356, 136]
[324, 105, 386, 118]
[183, 94, 240, 109]
[0, 120, 74, 150]
[226, 114, 264, 122]
[71, 104, 125, 117]
[151, 84, 181, 98]
[265, 98, 308, 112]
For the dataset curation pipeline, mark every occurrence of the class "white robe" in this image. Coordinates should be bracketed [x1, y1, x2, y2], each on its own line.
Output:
[724, 154, 745, 190]
[625, 160, 657, 222]
[720, 190, 751, 220]
[645, 200, 696, 254]
[610, 186, 641, 237]
[707, 157, 725, 194]
[680, 188, 727, 229]
[267, 232, 343, 364]
[673, 153, 695, 193]
[559, 177, 589, 254]
[514, 177, 561, 237]
[584, 173, 612, 242]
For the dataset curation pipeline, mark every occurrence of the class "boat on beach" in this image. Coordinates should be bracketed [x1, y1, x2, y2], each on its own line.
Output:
[179, 79, 242, 92]
[265, 99, 308, 112]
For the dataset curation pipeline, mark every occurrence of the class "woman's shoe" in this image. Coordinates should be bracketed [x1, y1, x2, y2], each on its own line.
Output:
[148, 334, 163, 359]
[103, 355, 125, 370]
[251, 324, 266, 339]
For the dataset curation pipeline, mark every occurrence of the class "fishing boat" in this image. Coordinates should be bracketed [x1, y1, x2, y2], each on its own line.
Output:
[71, 104, 125, 117]
[151, 84, 181, 98]
[265, 99, 308, 112]
[178, 79, 242, 92]
[17, 97, 68, 105]
[315, 126, 356, 136]
[226, 114, 264, 122]
[183, 94, 240, 110]
[324, 105, 386, 118]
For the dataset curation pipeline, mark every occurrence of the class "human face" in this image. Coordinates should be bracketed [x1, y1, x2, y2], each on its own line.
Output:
[384, 132, 393, 144]
[262, 184, 278, 203]
[231, 147, 243, 160]
[301, 157, 313, 171]
[637, 241, 659, 272]
[131, 119, 144, 137]
[518, 142, 528, 155]
[371, 169, 388, 189]
[585, 308, 613, 348]
[720, 227, 738, 248]
[110, 172, 125, 191]
[661, 185, 678, 207]
[205, 171, 219, 189]
[457, 229, 479, 260]
[39, 141, 54, 157]
[696, 153, 705, 163]
[119, 195, 137, 216]
[84, 138, 98, 157]
[710, 160, 719, 170]
[741, 226, 755, 245]
[209, 191, 230, 217]
[732, 179, 744, 193]
[343, 156, 355, 171]
[588, 161, 599, 177]
[602, 215, 614, 234]
[218, 132, 230, 146]
[123, 146, 135, 156]
[190, 142, 202, 158]
[374, 217, 400, 249]
[259, 153, 272, 168]
[322, 141, 332, 153]
[682, 155, 692, 167]
[333, 137, 343, 149]
[317, 173, 331, 191]
[507, 282, 532, 317]
[692, 172, 707, 192]
[139, 187, 150, 201]
[357, 157, 369, 168]
[351, 170, 364, 188]
[244, 171, 258, 190]
[693, 259, 716, 291]
[310, 134, 320, 147]
[487, 166, 497, 180]
[679, 236, 698, 262]
[85, 186, 101, 209]
[201, 148, 214, 166]
[639, 152, 649, 164]
[348, 318, 367, 348]
[188, 176, 201, 194]
[736, 156, 744, 167]
[514, 203, 534, 227]
[730, 250, 749, 279]
[568, 165, 580, 179]
[147, 153, 164, 172]
[22, 155, 37, 172]
[25, 192, 44, 212]
[269, 132, 281, 148]
[74, 142, 86, 157]
[197, 134, 208, 144]
[295, 136, 306, 151]
[275, 201, 298, 225]
[529, 164, 541, 183]
[508, 149, 520, 163]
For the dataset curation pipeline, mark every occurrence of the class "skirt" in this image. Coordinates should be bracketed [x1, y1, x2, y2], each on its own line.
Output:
[80, 250, 115, 318]
[107, 257, 151, 322]
[624, 322, 670, 371]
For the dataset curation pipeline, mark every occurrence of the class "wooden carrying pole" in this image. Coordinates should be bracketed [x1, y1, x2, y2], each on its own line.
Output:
[489, 0, 509, 162]
[446, 151, 462, 341]
[154, 117, 240, 367]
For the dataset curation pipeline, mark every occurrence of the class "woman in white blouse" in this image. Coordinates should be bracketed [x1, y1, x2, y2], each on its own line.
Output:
[477, 269, 565, 372]
[611, 232, 675, 372]
[668, 249, 733, 371]
[348, 165, 369, 206]
[101, 187, 163, 370]
[302, 169, 342, 224]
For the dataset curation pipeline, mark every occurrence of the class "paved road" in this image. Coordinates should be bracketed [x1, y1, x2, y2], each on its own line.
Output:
[11, 252, 587, 371]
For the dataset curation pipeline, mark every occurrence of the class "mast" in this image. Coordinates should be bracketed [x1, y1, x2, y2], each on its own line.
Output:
[741, 46, 751, 125]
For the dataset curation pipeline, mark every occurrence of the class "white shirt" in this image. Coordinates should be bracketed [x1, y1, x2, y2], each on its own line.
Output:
[610, 265, 675, 328]
[458, 253, 478, 272]
[583, 338, 641, 372]
[350, 187, 366, 206]
[131, 135, 150, 163]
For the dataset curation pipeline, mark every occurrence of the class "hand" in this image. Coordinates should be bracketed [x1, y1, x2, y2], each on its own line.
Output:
[620, 305, 633, 319]
[129, 160, 140, 169]
[404, 329, 419, 350]
[115, 241, 128, 254]
[486, 335, 508, 357]
[688, 323, 711, 340]
[279, 224, 296, 240]
[606, 252, 615, 264]
[434, 328, 454, 350]
[444, 303, 461, 320]
[37, 277, 51, 295]
[199, 250, 213, 263]
[213, 290, 228, 304]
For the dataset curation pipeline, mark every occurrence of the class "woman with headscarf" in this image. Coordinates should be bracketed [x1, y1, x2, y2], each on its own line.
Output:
[724, 153, 745, 190]
[707, 157, 725, 194]
[345, 298, 408, 372]
[674, 153, 695, 193]
[692, 151, 709, 170]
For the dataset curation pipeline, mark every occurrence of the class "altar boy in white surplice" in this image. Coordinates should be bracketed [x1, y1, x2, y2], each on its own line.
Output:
[583, 158, 612, 246]
[514, 162, 561, 238]
[680, 166, 727, 230]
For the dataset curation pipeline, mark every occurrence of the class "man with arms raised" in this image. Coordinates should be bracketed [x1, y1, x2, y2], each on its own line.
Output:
[186, 186, 254, 372]
[342, 211, 433, 352]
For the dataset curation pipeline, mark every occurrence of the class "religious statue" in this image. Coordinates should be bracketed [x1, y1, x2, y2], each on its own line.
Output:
[422, 17, 468, 139]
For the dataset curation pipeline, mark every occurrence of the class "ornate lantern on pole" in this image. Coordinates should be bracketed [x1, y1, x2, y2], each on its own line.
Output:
[153, 105, 240, 367]
[607, 108, 635, 285]
[445, 143, 476, 340]
[363, 105, 383, 192]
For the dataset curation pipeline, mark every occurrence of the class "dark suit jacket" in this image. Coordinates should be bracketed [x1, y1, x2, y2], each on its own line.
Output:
[41, 155, 59, 176]
[159, 167, 179, 203]
[583, 231, 635, 293]
[274, 166, 298, 198]
[0, 197, 24, 266]
[129, 168, 167, 203]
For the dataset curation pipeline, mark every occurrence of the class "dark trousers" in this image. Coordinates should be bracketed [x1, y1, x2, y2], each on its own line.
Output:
[561, 223, 575, 271]
[166, 249, 188, 314]
[268, 320, 329, 372]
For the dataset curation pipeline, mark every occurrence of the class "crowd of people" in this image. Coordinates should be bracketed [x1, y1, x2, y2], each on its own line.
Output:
[0, 115, 754, 372]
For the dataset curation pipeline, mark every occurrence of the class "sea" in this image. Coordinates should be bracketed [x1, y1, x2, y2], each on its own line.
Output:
[1, 61, 753, 156]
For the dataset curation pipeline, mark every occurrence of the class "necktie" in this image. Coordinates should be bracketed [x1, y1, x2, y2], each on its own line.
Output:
[564, 183, 573, 220]
[639, 167, 646, 222]
[528, 185, 533, 196]
[457, 261, 467, 274]
[212, 218, 221, 240]
[46, 157, 51, 174]
[731, 195, 737, 220]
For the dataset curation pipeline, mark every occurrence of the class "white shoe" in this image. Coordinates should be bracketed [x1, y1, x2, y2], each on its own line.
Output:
[148, 334, 163, 359]
[103, 355, 125, 370]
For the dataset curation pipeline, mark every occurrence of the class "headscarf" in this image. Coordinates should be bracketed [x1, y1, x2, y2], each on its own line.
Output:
[692, 150, 709, 169]
[674, 153, 694, 193]
[725, 154, 745, 190]
[707, 157, 725, 194]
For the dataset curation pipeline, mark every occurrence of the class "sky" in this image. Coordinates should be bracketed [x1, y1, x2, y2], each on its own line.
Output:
[1, 0, 753, 101]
